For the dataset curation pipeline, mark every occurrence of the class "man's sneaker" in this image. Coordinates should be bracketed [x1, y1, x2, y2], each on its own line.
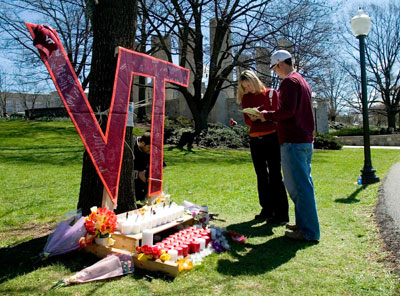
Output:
[284, 230, 306, 240]
[285, 224, 299, 231]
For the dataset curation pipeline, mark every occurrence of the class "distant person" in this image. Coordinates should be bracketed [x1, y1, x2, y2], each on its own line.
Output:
[237, 70, 289, 224]
[257, 50, 320, 241]
[133, 132, 151, 203]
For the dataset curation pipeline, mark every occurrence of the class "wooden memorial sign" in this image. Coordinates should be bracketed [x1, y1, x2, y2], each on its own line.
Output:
[25, 23, 189, 207]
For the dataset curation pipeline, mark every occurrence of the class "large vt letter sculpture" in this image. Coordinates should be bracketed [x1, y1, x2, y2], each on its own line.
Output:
[25, 23, 189, 206]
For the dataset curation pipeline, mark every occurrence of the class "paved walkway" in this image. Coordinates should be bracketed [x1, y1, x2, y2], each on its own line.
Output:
[345, 145, 400, 232]
[375, 161, 400, 274]
[380, 162, 400, 228]
[342, 145, 400, 272]
[343, 145, 400, 149]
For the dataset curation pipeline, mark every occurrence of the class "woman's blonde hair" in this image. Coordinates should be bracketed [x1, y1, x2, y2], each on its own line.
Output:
[236, 70, 266, 103]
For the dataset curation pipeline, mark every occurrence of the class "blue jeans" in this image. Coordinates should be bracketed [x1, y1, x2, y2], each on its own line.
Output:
[280, 143, 320, 241]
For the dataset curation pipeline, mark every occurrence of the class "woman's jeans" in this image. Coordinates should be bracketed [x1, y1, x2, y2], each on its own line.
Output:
[280, 143, 320, 240]
[250, 132, 288, 221]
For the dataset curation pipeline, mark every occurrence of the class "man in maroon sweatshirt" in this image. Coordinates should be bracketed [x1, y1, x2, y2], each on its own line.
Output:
[257, 50, 320, 241]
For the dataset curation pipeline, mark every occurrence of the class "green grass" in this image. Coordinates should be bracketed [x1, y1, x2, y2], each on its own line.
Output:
[0, 120, 400, 295]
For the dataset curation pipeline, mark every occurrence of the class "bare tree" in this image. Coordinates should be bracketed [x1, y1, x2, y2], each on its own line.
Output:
[365, 3, 400, 131]
[0, 68, 11, 117]
[15, 78, 40, 111]
[0, 0, 92, 91]
[140, 0, 338, 133]
[313, 64, 351, 121]
[339, 2, 400, 130]
[140, 0, 286, 133]
[270, 0, 337, 84]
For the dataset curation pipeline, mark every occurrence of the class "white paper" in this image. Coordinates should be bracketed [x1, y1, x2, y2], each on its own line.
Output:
[127, 102, 134, 127]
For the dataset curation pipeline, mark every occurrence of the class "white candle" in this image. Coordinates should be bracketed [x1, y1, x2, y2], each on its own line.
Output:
[131, 223, 140, 234]
[116, 216, 126, 231]
[121, 221, 132, 235]
[166, 209, 173, 223]
[142, 229, 153, 246]
[169, 249, 178, 262]
[160, 211, 168, 225]
[177, 206, 185, 218]
[198, 238, 206, 250]
[142, 218, 151, 231]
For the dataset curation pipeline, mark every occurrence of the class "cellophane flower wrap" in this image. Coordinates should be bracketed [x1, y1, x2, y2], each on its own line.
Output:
[55, 253, 134, 287]
[79, 207, 117, 247]
[41, 211, 86, 259]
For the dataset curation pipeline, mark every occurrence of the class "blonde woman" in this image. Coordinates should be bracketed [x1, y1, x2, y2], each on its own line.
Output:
[238, 70, 288, 224]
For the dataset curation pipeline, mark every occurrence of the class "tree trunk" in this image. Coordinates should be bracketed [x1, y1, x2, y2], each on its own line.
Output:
[387, 109, 397, 131]
[78, 0, 137, 216]
[193, 109, 209, 134]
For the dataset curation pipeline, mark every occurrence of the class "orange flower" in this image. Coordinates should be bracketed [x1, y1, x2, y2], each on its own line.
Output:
[83, 207, 117, 239]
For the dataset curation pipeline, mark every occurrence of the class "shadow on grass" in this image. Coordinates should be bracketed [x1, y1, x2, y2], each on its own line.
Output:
[217, 219, 318, 276]
[334, 185, 367, 203]
[167, 145, 195, 155]
[0, 235, 99, 285]
[226, 218, 275, 238]
[217, 235, 317, 276]
[0, 146, 83, 166]
[0, 122, 77, 140]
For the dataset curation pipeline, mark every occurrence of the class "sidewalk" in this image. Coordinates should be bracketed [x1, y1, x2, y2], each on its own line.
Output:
[343, 145, 400, 149]
[375, 162, 400, 274]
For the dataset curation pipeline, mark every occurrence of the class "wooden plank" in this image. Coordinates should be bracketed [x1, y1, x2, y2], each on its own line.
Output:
[132, 253, 179, 277]
[83, 244, 133, 258]
[83, 244, 179, 277]
[111, 232, 139, 252]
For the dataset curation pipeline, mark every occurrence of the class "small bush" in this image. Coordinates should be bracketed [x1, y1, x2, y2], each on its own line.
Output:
[163, 119, 250, 149]
[164, 117, 195, 146]
[330, 126, 381, 136]
[197, 123, 250, 149]
[314, 132, 343, 150]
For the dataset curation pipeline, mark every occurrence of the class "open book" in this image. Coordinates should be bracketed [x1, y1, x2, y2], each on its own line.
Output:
[241, 108, 261, 116]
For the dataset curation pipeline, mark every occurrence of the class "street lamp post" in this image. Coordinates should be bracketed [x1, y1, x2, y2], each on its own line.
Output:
[312, 100, 318, 133]
[351, 8, 379, 185]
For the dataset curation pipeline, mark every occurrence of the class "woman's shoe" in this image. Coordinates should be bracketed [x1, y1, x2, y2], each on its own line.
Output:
[254, 211, 271, 220]
[266, 218, 288, 225]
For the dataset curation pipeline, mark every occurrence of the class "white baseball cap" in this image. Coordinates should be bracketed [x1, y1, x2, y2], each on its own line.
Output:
[270, 50, 292, 69]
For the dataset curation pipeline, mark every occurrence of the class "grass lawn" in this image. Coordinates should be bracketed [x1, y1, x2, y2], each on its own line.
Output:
[0, 120, 399, 295]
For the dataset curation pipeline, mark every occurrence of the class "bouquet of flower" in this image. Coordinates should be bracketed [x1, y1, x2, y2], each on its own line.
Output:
[135, 245, 170, 262]
[191, 210, 209, 227]
[184, 200, 209, 227]
[54, 253, 134, 287]
[41, 211, 87, 259]
[79, 207, 117, 247]
[146, 191, 171, 206]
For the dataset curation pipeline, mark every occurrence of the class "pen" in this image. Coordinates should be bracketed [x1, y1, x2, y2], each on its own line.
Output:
[256, 104, 264, 110]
